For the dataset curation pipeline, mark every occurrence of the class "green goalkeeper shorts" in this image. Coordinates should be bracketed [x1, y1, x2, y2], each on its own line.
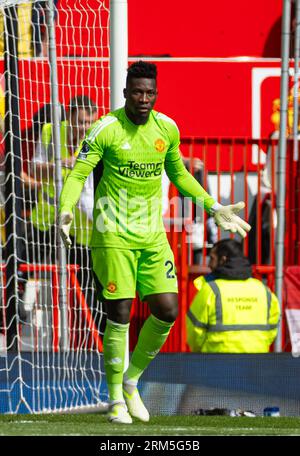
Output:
[91, 242, 178, 301]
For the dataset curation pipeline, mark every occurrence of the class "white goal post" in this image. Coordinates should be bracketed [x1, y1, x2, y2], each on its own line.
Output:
[0, 0, 126, 414]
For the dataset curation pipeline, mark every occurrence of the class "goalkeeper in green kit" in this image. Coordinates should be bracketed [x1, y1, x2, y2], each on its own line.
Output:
[59, 61, 251, 424]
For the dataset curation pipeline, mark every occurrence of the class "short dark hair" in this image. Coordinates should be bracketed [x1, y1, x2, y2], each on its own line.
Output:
[126, 61, 157, 85]
[68, 95, 98, 115]
[31, 103, 66, 139]
[212, 239, 244, 261]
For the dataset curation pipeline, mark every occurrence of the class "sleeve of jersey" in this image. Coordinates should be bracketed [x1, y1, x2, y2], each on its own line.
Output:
[186, 292, 209, 352]
[164, 128, 215, 213]
[269, 292, 281, 323]
[59, 134, 103, 214]
[262, 291, 280, 347]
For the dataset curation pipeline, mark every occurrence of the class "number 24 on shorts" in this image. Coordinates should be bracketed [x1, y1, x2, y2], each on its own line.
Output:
[165, 260, 176, 279]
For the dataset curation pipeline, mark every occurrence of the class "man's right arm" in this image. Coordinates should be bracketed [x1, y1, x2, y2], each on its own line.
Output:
[59, 133, 103, 247]
[186, 294, 208, 353]
[59, 159, 95, 214]
[186, 281, 211, 352]
[59, 158, 98, 248]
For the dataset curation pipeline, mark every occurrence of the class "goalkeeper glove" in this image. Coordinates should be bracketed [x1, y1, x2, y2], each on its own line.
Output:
[59, 211, 73, 249]
[211, 201, 251, 238]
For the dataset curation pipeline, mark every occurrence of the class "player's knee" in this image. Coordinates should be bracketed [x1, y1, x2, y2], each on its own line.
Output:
[147, 293, 178, 323]
[152, 297, 178, 323]
[161, 303, 178, 323]
[105, 299, 132, 324]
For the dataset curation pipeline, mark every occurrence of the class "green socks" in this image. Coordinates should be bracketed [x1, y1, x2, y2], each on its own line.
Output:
[103, 319, 129, 403]
[124, 314, 174, 387]
[104, 315, 174, 402]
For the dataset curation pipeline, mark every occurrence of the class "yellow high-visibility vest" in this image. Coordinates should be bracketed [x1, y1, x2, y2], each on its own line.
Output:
[186, 275, 280, 353]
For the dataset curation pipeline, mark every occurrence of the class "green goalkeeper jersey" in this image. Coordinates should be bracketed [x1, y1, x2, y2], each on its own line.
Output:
[59, 107, 215, 248]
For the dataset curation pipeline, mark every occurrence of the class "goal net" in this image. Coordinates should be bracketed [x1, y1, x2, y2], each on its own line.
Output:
[0, 0, 110, 414]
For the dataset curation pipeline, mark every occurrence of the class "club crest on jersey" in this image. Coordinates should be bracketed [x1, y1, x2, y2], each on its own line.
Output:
[77, 142, 89, 160]
[154, 138, 166, 153]
[107, 282, 117, 293]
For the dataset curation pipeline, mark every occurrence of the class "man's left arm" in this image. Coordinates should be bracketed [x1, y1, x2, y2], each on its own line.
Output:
[165, 129, 251, 238]
[267, 292, 281, 344]
[186, 292, 209, 352]
[165, 151, 215, 212]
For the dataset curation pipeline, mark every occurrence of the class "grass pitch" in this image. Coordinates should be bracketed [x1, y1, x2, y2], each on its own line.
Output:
[0, 414, 299, 436]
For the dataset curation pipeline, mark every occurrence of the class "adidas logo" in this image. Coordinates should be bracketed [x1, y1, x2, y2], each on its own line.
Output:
[121, 142, 131, 150]
[107, 357, 122, 365]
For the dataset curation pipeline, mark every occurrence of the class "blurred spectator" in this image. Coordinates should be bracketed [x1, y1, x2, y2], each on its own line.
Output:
[247, 82, 300, 265]
[29, 95, 98, 246]
[29, 95, 103, 330]
[162, 155, 217, 261]
[20, 102, 66, 232]
[22, 102, 66, 174]
[23, 102, 66, 167]
[247, 127, 278, 265]
[0, 101, 51, 322]
[185, 157, 218, 260]
[162, 156, 204, 217]
[186, 239, 280, 352]
[0, 96, 49, 252]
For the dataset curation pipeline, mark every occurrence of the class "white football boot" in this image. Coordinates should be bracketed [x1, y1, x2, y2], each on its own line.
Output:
[107, 402, 133, 424]
[123, 385, 150, 422]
